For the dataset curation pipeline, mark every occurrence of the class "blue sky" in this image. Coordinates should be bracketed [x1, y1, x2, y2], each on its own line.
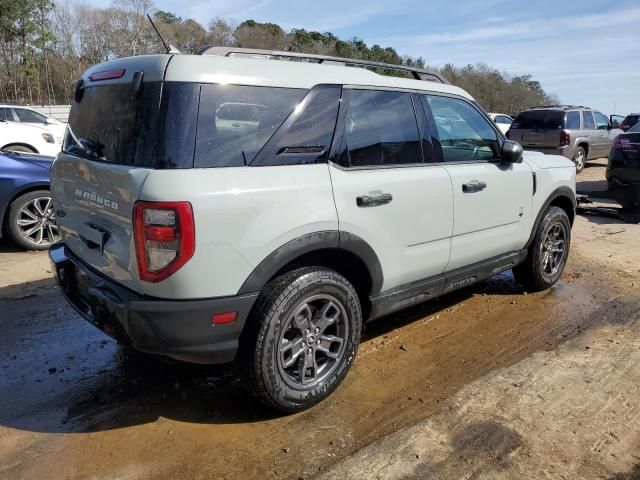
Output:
[128, 0, 640, 114]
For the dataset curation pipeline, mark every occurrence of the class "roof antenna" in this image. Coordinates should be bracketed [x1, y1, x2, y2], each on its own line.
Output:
[146, 14, 181, 54]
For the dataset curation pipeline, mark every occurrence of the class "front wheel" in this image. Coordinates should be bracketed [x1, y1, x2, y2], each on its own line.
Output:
[6, 190, 61, 250]
[513, 206, 571, 292]
[238, 267, 362, 412]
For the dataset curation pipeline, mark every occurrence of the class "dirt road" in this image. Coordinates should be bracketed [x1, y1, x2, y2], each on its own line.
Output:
[0, 160, 638, 479]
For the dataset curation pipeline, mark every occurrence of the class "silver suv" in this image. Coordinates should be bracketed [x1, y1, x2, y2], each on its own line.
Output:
[508, 105, 615, 173]
[49, 48, 576, 412]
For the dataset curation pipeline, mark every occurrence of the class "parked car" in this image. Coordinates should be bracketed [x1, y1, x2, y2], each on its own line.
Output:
[508, 105, 618, 173]
[0, 149, 59, 250]
[49, 48, 576, 412]
[607, 122, 640, 208]
[488, 113, 513, 135]
[0, 105, 66, 142]
[0, 120, 62, 157]
[613, 113, 640, 133]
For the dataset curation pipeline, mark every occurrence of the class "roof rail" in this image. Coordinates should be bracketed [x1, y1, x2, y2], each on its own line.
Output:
[529, 104, 590, 110]
[197, 46, 448, 84]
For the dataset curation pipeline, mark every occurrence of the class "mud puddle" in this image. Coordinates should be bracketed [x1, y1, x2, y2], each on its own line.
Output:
[0, 251, 638, 480]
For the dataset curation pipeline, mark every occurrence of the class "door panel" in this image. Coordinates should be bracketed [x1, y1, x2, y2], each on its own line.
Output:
[330, 165, 453, 291]
[445, 162, 533, 270]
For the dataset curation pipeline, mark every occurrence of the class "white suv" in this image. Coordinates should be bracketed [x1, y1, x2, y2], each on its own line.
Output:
[49, 48, 576, 412]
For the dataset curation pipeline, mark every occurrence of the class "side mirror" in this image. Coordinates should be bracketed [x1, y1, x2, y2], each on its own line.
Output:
[501, 140, 523, 163]
[610, 120, 620, 129]
[45, 118, 55, 124]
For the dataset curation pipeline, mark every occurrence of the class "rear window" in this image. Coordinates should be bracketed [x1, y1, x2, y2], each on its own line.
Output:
[64, 82, 162, 167]
[512, 110, 565, 130]
[195, 85, 306, 168]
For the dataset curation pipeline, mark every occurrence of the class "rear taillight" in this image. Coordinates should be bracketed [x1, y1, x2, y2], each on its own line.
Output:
[133, 201, 195, 283]
[559, 130, 571, 146]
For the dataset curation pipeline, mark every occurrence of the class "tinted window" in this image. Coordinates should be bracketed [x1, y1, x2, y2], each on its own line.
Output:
[253, 85, 341, 166]
[425, 95, 499, 162]
[629, 122, 640, 133]
[512, 110, 564, 130]
[565, 111, 581, 129]
[64, 82, 162, 167]
[195, 85, 306, 168]
[621, 115, 640, 129]
[15, 108, 47, 124]
[594, 111, 609, 130]
[0, 108, 10, 121]
[496, 116, 512, 125]
[343, 89, 421, 167]
[582, 111, 596, 130]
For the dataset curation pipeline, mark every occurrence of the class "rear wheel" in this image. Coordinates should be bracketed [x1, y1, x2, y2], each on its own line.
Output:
[513, 206, 571, 292]
[573, 146, 586, 173]
[238, 267, 362, 412]
[6, 190, 61, 250]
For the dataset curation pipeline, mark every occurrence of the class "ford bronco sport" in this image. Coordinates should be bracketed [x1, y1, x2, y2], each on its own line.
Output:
[49, 48, 576, 412]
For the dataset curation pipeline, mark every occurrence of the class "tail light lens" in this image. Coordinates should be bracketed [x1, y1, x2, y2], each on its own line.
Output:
[559, 130, 571, 146]
[133, 201, 195, 282]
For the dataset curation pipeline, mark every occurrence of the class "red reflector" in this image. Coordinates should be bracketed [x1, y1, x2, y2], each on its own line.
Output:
[88, 69, 126, 81]
[212, 312, 237, 325]
[144, 225, 176, 242]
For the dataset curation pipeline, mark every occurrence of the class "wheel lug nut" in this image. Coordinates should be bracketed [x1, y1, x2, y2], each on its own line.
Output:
[316, 340, 321, 345]
[308, 348, 312, 354]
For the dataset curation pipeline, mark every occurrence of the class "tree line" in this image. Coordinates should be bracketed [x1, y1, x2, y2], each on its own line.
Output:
[0, 0, 559, 114]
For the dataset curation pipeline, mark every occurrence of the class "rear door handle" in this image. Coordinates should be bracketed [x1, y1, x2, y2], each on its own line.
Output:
[462, 181, 487, 193]
[356, 193, 393, 208]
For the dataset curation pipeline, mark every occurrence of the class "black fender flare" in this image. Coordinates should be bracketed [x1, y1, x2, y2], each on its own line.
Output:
[525, 186, 576, 249]
[237, 231, 384, 296]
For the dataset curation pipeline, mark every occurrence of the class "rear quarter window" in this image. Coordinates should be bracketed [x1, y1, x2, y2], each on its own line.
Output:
[195, 85, 307, 168]
[565, 111, 581, 129]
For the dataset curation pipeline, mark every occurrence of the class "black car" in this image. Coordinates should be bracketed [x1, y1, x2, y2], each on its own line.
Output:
[607, 122, 640, 208]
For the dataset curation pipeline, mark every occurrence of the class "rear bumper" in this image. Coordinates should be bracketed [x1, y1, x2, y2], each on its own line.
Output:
[49, 243, 258, 364]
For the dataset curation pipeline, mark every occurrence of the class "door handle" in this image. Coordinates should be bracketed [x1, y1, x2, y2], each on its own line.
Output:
[356, 193, 393, 208]
[462, 181, 487, 193]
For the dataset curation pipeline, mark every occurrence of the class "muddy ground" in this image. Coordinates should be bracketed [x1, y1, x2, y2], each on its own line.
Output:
[0, 159, 638, 480]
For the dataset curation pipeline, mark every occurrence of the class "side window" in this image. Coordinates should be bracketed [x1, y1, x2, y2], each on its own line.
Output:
[424, 95, 499, 162]
[343, 89, 422, 167]
[15, 108, 47, 124]
[582, 111, 596, 130]
[594, 111, 609, 130]
[254, 85, 341, 166]
[565, 111, 581, 130]
[195, 85, 306, 168]
[0, 108, 9, 121]
[496, 116, 512, 125]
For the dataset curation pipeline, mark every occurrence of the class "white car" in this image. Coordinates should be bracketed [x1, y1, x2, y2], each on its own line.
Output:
[0, 120, 61, 156]
[0, 105, 66, 143]
[489, 113, 514, 135]
[50, 48, 576, 412]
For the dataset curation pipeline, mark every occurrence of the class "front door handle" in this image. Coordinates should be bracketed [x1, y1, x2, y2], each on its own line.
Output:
[462, 181, 487, 193]
[356, 193, 393, 208]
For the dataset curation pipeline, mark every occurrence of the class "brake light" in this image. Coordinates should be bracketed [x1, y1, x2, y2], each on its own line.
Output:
[133, 201, 195, 282]
[559, 130, 571, 146]
[88, 69, 126, 81]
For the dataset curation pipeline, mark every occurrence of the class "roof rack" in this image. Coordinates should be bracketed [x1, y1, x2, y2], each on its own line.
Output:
[198, 46, 448, 84]
[529, 104, 590, 110]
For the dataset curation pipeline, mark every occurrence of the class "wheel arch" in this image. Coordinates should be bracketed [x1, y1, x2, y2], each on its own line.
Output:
[525, 186, 576, 249]
[1, 143, 39, 154]
[237, 231, 384, 314]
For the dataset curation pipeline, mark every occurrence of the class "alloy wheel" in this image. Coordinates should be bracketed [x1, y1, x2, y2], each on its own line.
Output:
[540, 222, 567, 278]
[277, 294, 349, 389]
[15, 196, 60, 248]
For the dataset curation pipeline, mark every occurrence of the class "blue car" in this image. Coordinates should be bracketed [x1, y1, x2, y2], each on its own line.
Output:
[0, 149, 59, 250]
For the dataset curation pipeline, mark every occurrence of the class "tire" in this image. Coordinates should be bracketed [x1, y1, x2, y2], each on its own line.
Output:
[513, 206, 571, 292]
[3, 144, 36, 154]
[6, 190, 61, 251]
[572, 146, 586, 173]
[237, 267, 362, 412]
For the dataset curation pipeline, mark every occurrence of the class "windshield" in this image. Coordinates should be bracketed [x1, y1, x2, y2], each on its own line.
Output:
[629, 122, 640, 133]
[512, 110, 565, 130]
